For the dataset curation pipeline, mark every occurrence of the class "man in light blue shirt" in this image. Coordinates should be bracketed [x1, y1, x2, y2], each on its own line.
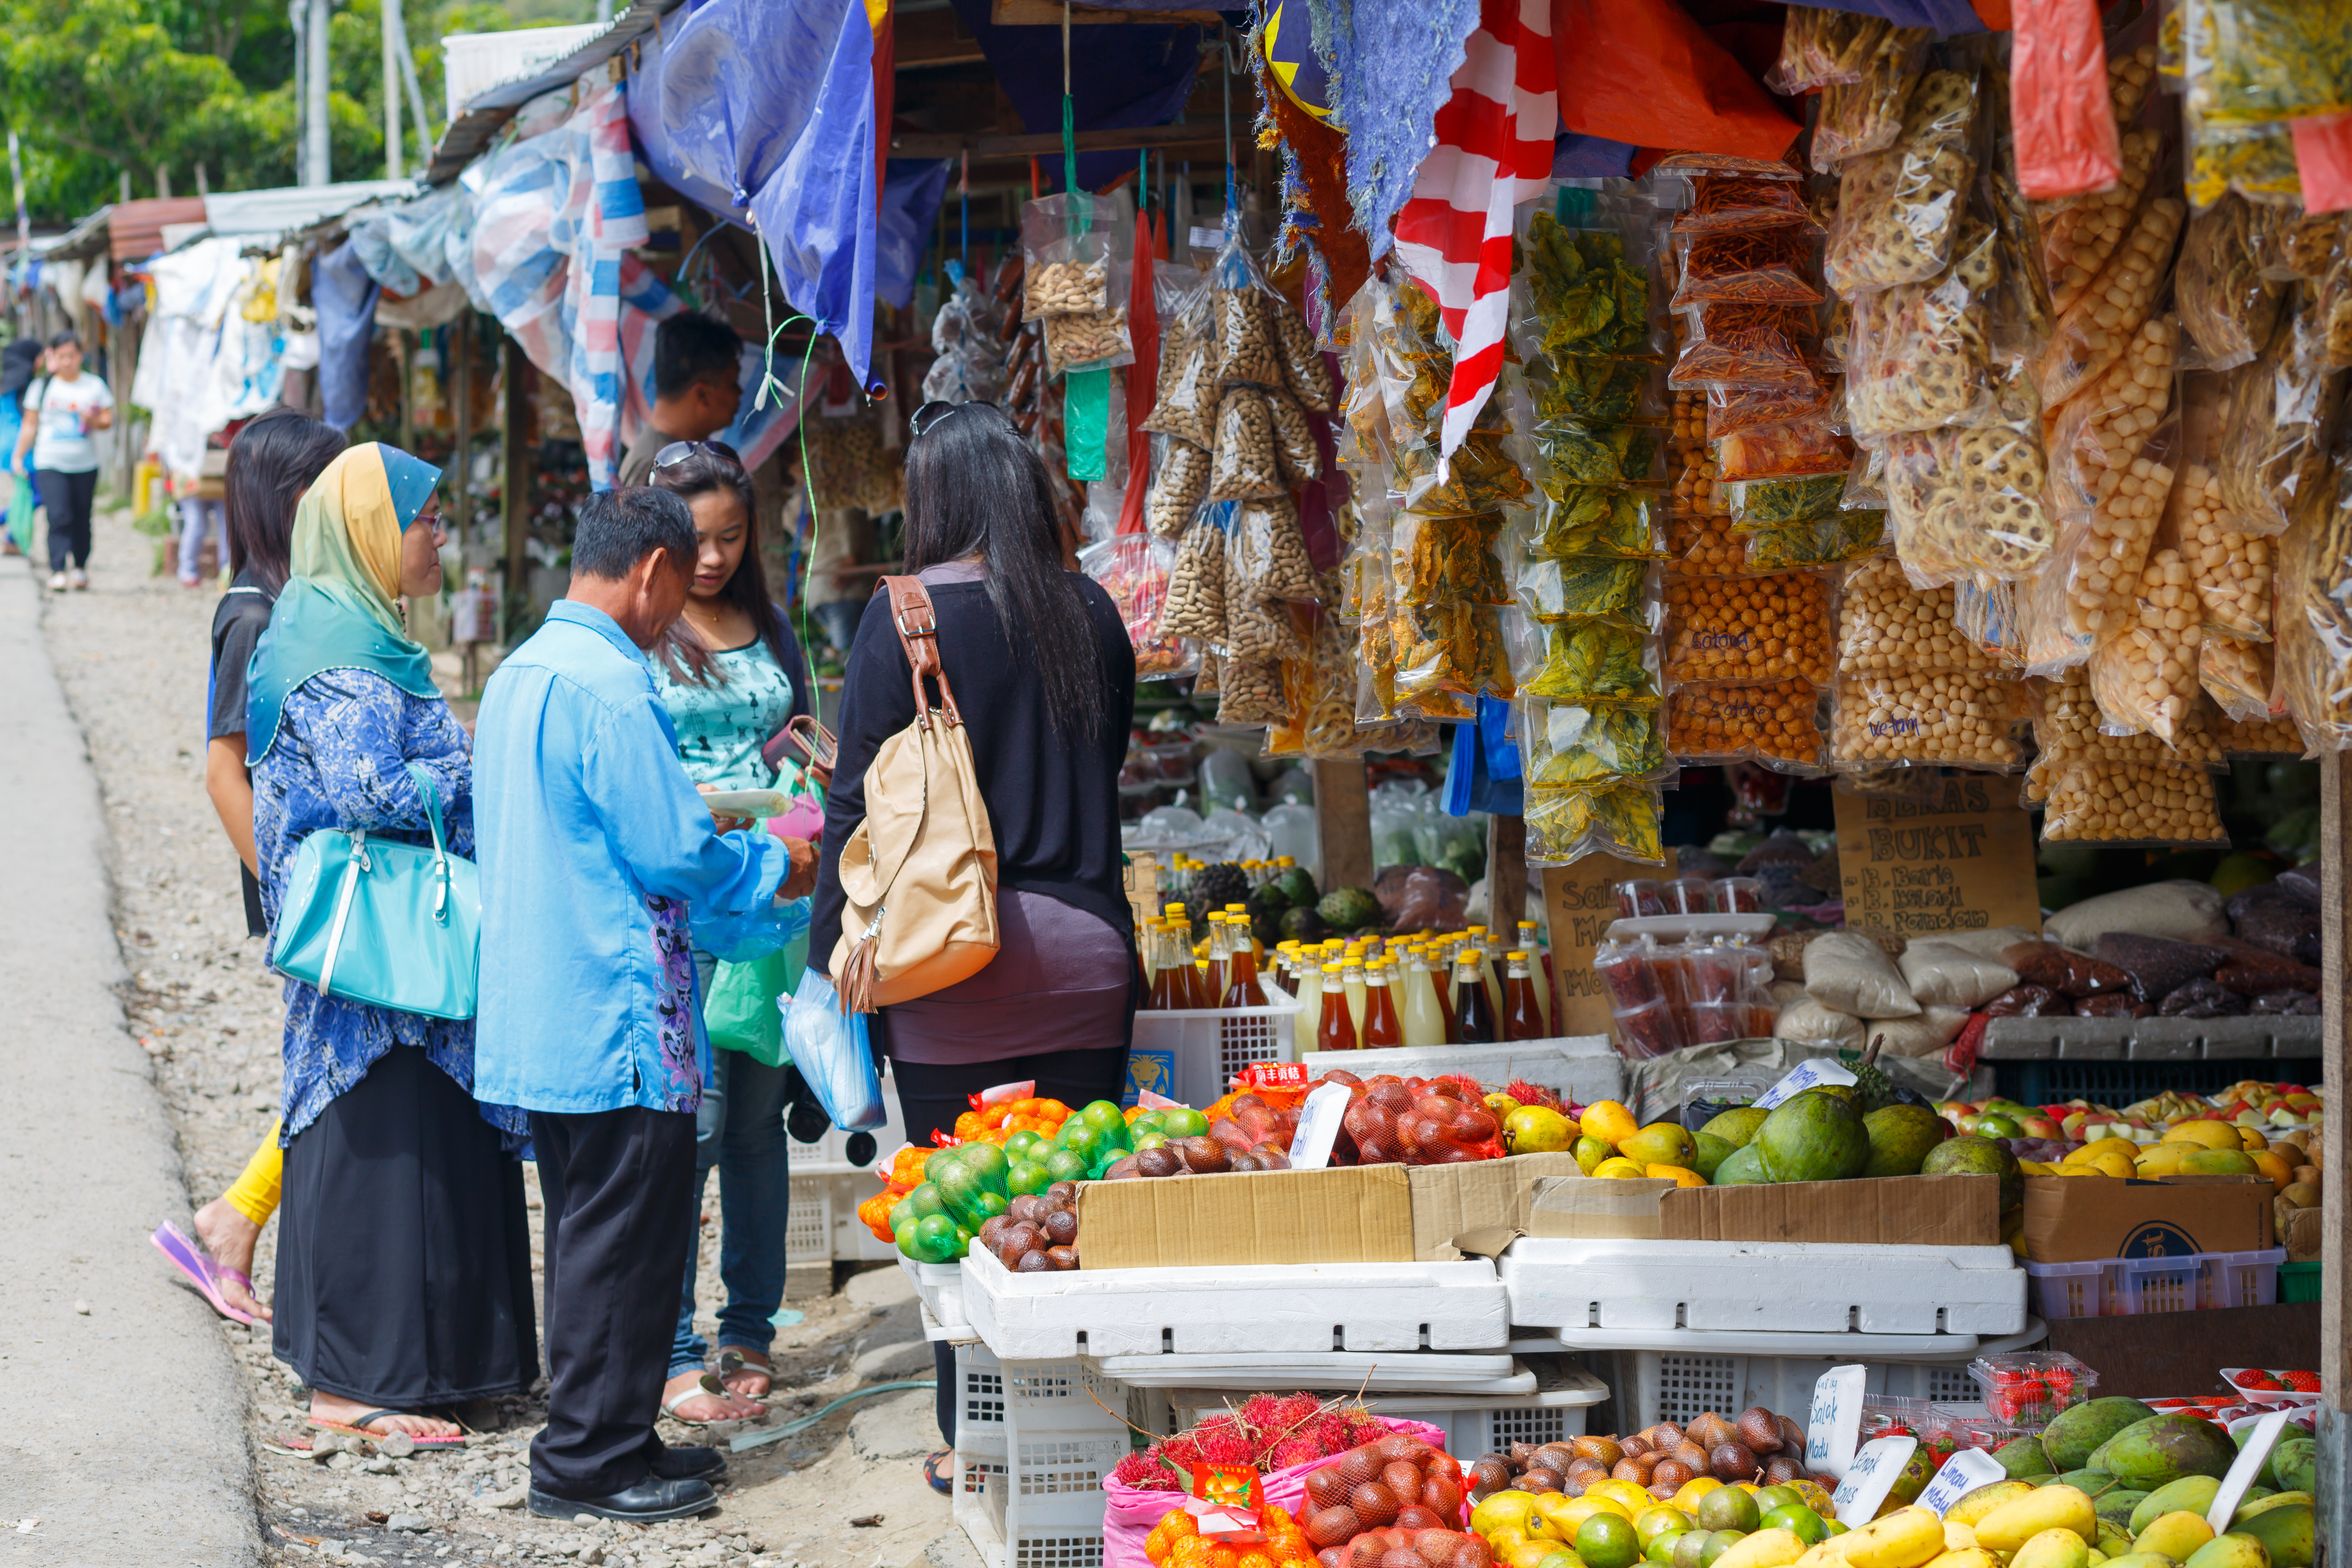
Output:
[473, 488, 814, 1523]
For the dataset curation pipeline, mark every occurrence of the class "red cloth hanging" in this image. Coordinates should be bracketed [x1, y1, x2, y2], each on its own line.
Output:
[1550, 0, 1798, 164]
[1116, 209, 1165, 536]
[2012, 0, 2120, 201]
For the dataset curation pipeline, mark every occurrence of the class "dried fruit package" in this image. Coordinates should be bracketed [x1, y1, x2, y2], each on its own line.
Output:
[1515, 204, 1658, 361]
[1667, 678, 1827, 767]
[2218, 303, 2350, 534]
[1765, 6, 1886, 95]
[1882, 423, 2056, 584]
[1525, 486, 1667, 559]
[1522, 700, 1671, 786]
[1534, 355, 1666, 429]
[1526, 782, 1665, 867]
[2038, 196, 2186, 406]
[1516, 555, 1653, 625]
[1520, 620, 1660, 703]
[2187, 0, 2352, 127]
[1393, 511, 1510, 609]
[1830, 669, 2028, 768]
[1813, 25, 1935, 171]
[1824, 69, 1981, 295]
[2177, 194, 2287, 368]
[1662, 569, 1835, 686]
[1401, 434, 1538, 514]
[2275, 458, 2352, 750]
[1080, 533, 1194, 680]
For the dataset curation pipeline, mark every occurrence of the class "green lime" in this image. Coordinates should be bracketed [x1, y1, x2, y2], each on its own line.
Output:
[1646, 1531, 1687, 1564]
[1131, 1111, 1167, 1139]
[1698, 1532, 1745, 1568]
[1822, 1521, 1848, 1538]
[1537, 1553, 1581, 1568]
[1635, 1509, 1692, 1547]
[1007, 1160, 1054, 1197]
[1759, 1507, 1823, 1546]
[909, 1213, 960, 1262]
[1080, 1100, 1127, 1133]
[1058, 1123, 1103, 1163]
[1695, 1490, 1760, 1535]
[1670, 1533, 1709, 1568]
[1751, 1488, 1800, 1515]
[1044, 1147, 1089, 1181]
[958, 1142, 1009, 1187]
[1133, 1131, 1168, 1152]
[1002, 1130, 1042, 1161]
[1161, 1107, 1210, 1138]
[1575, 1513, 1642, 1568]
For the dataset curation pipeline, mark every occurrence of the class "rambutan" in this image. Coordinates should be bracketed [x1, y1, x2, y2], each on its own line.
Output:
[1313, 1414, 1363, 1454]
[1272, 1437, 1328, 1472]
[1111, 1450, 1180, 1491]
[1162, 1434, 1204, 1468]
[1269, 1393, 1327, 1433]
[1506, 1079, 1562, 1112]
[1198, 1429, 1261, 1468]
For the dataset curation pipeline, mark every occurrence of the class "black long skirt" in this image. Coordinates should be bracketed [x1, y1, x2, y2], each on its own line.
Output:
[274, 1044, 539, 1409]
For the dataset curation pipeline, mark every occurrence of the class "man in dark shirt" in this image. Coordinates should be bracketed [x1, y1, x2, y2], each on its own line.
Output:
[615, 312, 745, 486]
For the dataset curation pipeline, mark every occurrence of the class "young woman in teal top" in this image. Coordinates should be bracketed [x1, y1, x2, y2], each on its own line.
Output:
[644, 441, 816, 1425]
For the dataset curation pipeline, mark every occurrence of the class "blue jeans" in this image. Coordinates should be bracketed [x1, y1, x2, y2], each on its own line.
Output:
[178, 497, 225, 581]
[670, 1044, 795, 1376]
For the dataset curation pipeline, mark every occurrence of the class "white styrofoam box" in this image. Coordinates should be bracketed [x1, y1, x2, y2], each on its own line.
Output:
[1096, 1351, 1527, 1392]
[1298, 1037, 1623, 1107]
[785, 1176, 835, 1264]
[1169, 1362, 1608, 1457]
[1595, 1345, 1995, 1431]
[962, 1244, 1509, 1360]
[442, 25, 603, 118]
[1127, 997, 1300, 1108]
[1499, 1238, 2027, 1336]
[902, 1253, 970, 1338]
[955, 1452, 1107, 1568]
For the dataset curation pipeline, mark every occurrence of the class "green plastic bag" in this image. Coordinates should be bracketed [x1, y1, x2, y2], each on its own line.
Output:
[704, 934, 805, 1066]
[6, 473, 33, 557]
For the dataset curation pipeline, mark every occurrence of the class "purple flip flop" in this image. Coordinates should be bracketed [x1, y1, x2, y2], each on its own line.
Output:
[151, 1221, 258, 1325]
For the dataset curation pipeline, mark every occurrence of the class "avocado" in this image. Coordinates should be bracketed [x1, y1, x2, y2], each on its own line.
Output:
[1278, 905, 1328, 944]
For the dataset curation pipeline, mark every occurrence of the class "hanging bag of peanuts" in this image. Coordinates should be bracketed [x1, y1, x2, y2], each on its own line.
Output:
[1019, 187, 1136, 374]
[1233, 494, 1320, 603]
[1204, 388, 1287, 502]
[1142, 283, 1220, 449]
[1157, 513, 1229, 642]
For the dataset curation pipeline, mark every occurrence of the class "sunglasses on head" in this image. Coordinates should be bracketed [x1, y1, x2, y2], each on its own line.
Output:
[910, 400, 996, 439]
[653, 439, 744, 470]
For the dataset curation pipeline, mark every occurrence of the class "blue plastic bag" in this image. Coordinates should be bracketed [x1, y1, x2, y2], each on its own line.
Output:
[781, 968, 885, 1130]
[690, 893, 812, 964]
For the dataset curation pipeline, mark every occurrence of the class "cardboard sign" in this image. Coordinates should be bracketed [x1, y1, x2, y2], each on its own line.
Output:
[1542, 849, 1678, 1036]
[2207, 1409, 2294, 1533]
[1125, 853, 1163, 937]
[1832, 1436, 1920, 1526]
[1833, 780, 2042, 938]
[1919, 1449, 2008, 1517]
[1808, 1365, 1869, 1480]
[1286, 1081, 1354, 1170]
[1755, 1058, 1858, 1111]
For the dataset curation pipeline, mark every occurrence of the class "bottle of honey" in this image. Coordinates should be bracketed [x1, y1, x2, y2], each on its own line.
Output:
[1361, 960, 1403, 1048]
[1501, 950, 1546, 1042]
[1454, 951, 1497, 1045]
[1316, 962, 1357, 1051]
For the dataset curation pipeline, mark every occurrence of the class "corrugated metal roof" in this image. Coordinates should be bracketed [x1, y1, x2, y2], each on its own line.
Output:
[426, 0, 690, 185]
[203, 180, 420, 240]
[109, 197, 207, 261]
[36, 207, 111, 263]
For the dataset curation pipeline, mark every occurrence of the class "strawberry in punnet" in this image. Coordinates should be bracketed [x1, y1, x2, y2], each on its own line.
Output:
[2236, 1372, 2283, 1391]
[2284, 1370, 2322, 1393]
[2042, 1365, 2076, 1406]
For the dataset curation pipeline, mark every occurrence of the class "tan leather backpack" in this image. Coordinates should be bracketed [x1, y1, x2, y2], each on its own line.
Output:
[830, 576, 1000, 1012]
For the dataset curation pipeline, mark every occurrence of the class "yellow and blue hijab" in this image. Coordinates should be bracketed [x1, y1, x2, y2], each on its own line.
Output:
[246, 443, 444, 764]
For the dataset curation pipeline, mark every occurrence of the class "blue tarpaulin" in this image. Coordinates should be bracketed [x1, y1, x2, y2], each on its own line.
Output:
[943, 0, 1207, 193]
[312, 240, 381, 432]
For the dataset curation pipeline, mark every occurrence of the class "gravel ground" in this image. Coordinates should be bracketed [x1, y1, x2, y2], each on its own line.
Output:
[40, 505, 956, 1568]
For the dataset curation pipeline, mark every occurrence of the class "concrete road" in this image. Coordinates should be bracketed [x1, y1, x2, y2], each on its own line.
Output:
[0, 555, 258, 1565]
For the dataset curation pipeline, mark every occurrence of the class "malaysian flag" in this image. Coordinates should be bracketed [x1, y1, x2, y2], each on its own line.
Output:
[1388, 0, 1558, 457]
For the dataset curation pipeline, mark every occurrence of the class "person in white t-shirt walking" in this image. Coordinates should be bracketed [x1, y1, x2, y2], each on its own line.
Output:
[15, 331, 116, 591]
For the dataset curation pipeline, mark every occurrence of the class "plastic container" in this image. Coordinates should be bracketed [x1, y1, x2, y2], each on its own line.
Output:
[2022, 1259, 2106, 1322]
[1596, 1348, 1986, 1432]
[2279, 1261, 2322, 1303]
[2221, 1364, 2321, 1405]
[1664, 876, 1715, 915]
[1615, 878, 1666, 918]
[1967, 1351, 2097, 1425]
[1125, 996, 1300, 1108]
[1711, 876, 1766, 913]
[2202, 1248, 2286, 1310]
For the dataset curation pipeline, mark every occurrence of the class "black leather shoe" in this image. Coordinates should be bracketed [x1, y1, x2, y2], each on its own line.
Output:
[528, 1477, 716, 1522]
[650, 1445, 726, 1481]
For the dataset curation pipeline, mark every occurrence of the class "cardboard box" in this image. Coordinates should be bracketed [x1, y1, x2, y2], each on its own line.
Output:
[1072, 1153, 1585, 1270]
[2021, 1173, 2274, 1263]
[1523, 1172, 2002, 1246]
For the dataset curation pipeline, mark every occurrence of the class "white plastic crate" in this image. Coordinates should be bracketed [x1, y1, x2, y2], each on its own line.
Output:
[2107, 1255, 2204, 1315]
[2201, 1248, 2285, 1309]
[961, 1244, 1510, 1359]
[2023, 1259, 2107, 1321]
[785, 1175, 834, 1263]
[1170, 1363, 1608, 1458]
[1597, 1346, 1990, 1430]
[956, 1341, 1009, 1458]
[826, 1169, 897, 1262]
[1000, 1354, 1130, 1437]
[1127, 998, 1300, 1108]
[1499, 1239, 2027, 1336]
[902, 1252, 971, 1338]
[955, 1453, 1108, 1568]
[1298, 1038, 1624, 1107]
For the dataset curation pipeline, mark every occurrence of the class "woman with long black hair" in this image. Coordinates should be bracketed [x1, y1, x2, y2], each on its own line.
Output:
[809, 400, 1137, 1489]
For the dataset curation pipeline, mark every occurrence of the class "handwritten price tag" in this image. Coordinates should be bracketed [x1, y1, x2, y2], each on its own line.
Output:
[1807, 1365, 1869, 1481]
[1918, 1449, 2007, 1517]
[1831, 1437, 1918, 1527]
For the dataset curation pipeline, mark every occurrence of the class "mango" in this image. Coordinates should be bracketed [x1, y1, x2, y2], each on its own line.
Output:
[1715, 1530, 1807, 1568]
[1942, 1524, 1978, 1551]
[1690, 1132, 1737, 1181]
[1700, 1106, 1770, 1148]
[1621, 1121, 1699, 1168]
[2162, 1120, 2241, 1150]
[1976, 1486, 2099, 1555]
[2044, 1402, 2159, 1474]
[2232, 1494, 2309, 1526]
[1793, 1545, 1849, 1568]
[2091, 1417, 2240, 1489]
[2232, 1505, 2312, 1568]
[2013, 1528, 2093, 1568]
[1863, 1105, 1948, 1177]
[2100, 1554, 2183, 1568]
[1922, 1134, 2022, 1210]
[1949, 1483, 2041, 1528]
[2132, 1513, 2215, 1562]
[2134, 1144, 2192, 1176]
[2098, 1494, 2152, 1531]
[2100, 1530, 2137, 1561]
[2179, 1149, 2259, 1176]
[2058, 1470, 2120, 1497]
[2068, 1137, 2141, 1165]
[1713, 1141, 1771, 1185]
[2270, 1441, 2316, 1498]
[2180, 1535, 2270, 1568]
[1757, 1091, 1871, 1182]
[1994, 1438, 2055, 1480]
[1839, 1506, 1946, 1568]
[1926, 1552, 1998, 1568]
[2131, 1479, 2223, 1536]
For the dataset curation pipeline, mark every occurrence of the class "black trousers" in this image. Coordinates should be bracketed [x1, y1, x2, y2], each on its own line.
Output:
[530, 1105, 700, 1500]
[36, 467, 96, 572]
[888, 1045, 1129, 1450]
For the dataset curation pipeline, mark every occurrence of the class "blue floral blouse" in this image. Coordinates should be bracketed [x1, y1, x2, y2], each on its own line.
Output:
[251, 668, 529, 1147]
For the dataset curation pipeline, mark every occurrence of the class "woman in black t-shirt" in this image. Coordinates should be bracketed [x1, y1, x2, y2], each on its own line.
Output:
[157, 410, 346, 1327]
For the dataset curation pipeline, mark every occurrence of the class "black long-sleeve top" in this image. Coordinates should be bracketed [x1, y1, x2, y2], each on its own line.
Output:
[809, 569, 1137, 975]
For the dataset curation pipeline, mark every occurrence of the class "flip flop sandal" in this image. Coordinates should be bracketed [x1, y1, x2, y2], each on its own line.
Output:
[151, 1221, 258, 1326]
[309, 1411, 468, 1450]
[662, 1372, 753, 1426]
[924, 1450, 954, 1494]
[716, 1346, 775, 1396]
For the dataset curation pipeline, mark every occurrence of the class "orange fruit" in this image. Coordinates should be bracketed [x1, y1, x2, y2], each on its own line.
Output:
[2251, 1149, 2294, 1193]
[1584, 1100, 1640, 1145]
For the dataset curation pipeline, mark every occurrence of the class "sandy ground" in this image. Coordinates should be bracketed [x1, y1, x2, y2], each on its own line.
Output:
[37, 505, 957, 1568]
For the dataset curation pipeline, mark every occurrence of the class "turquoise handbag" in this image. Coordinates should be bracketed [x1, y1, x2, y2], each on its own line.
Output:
[272, 762, 479, 1020]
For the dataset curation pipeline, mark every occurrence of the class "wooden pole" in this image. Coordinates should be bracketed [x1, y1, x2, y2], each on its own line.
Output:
[1313, 760, 1373, 895]
[2319, 754, 2350, 1551]
[500, 336, 530, 642]
[1487, 813, 1527, 935]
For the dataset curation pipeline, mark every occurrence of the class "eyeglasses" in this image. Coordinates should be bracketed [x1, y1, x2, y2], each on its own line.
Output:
[653, 439, 743, 470]
[910, 400, 994, 439]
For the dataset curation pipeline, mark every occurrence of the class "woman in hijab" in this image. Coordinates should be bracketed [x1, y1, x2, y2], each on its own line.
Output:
[247, 443, 536, 1448]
